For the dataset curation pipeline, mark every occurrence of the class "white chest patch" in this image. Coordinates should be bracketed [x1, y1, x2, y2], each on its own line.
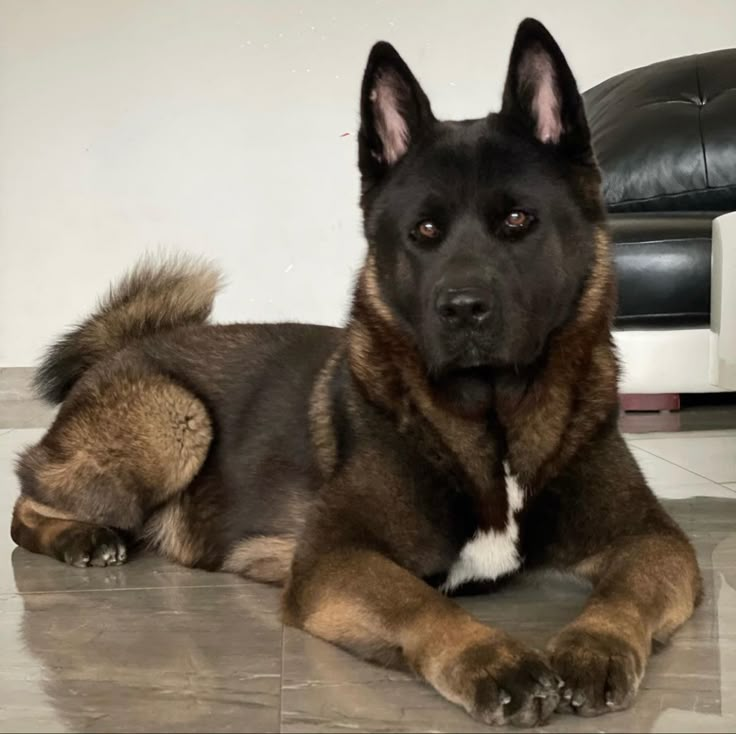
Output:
[441, 464, 525, 593]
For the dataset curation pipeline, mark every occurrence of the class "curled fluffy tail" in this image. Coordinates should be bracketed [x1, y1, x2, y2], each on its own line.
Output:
[35, 256, 222, 404]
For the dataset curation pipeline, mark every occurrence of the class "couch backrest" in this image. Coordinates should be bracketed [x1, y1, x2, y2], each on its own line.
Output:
[583, 48, 736, 213]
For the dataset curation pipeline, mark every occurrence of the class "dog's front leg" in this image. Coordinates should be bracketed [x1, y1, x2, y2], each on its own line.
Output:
[548, 531, 700, 716]
[284, 545, 561, 727]
[543, 431, 702, 716]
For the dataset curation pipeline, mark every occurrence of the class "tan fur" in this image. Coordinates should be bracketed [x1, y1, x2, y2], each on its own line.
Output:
[16, 496, 76, 523]
[26, 370, 211, 517]
[309, 348, 343, 477]
[292, 549, 483, 671]
[11, 496, 83, 556]
[303, 593, 391, 648]
[572, 552, 607, 581]
[362, 252, 399, 326]
[577, 227, 615, 326]
[222, 535, 296, 583]
[569, 534, 699, 650]
[143, 500, 204, 567]
[66, 257, 221, 374]
[404, 607, 512, 682]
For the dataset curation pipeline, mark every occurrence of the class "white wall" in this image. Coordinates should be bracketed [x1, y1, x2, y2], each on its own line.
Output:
[2, 0, 736, 366]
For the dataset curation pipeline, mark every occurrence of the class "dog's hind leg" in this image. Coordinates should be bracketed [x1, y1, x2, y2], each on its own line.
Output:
[11, 496, 131, 567]
[11, 359, 212, 567]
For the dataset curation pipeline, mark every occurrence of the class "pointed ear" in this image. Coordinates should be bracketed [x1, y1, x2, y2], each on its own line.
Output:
[359, 42, 435, 185]
[501, 19, 592, 160]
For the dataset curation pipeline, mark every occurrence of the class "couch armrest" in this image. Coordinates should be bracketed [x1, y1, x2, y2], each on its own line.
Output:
[710, 212, 736, 389]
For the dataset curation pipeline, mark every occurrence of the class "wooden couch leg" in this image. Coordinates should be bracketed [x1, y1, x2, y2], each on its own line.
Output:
[620, 393, 681, 412]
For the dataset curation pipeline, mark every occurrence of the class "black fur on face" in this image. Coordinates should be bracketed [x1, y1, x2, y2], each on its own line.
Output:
[357, 19, 605, 380]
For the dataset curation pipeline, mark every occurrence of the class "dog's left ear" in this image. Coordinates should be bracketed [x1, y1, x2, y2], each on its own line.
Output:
[359, 42, 435, 186]
[501, 19, 592, 161]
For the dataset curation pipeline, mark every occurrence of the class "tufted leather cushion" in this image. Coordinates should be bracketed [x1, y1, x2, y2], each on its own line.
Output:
[611, 213, 716, 328]
[584, 49, 736, 213]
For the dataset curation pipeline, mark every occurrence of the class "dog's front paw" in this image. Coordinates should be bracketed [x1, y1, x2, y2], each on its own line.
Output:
[54, 525, 128, 568]
[548, 627, 645, 716]
[432, 636, 562, 727]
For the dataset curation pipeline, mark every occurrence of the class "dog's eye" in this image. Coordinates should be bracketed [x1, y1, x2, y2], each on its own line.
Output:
[504, 210, 532, 230]
[416, 220, 441, 240]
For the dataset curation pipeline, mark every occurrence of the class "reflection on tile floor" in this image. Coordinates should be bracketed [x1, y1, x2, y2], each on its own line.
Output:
[1, 425, 735, 733]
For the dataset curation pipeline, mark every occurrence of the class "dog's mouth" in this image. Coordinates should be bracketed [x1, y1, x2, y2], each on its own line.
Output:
[433, 324, 551, 373]
[434, 340, 511, 373]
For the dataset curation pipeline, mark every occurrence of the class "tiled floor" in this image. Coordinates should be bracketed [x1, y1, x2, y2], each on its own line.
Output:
[1, 412, 735, 732]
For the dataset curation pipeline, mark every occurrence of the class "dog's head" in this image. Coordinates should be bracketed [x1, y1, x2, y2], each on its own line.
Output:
[358, 19, 606, 382]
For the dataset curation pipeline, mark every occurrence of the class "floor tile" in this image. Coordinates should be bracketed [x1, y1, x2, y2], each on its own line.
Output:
[7, 547, 246, 595]
[281, 630, 483, 734]
[625, 428, 736, 441]
[630, 436, 736, 484]
[649, 483, 736, 500]
[0, 583, 283, 733]
[0, 427, 43, 464]
[628, 446, 730, 496]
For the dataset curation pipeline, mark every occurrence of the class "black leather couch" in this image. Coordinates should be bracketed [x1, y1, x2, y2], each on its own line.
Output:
[583, 48, 736, 332]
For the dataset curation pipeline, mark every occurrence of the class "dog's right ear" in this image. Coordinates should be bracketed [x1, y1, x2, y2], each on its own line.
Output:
[358, 42, 435, 187]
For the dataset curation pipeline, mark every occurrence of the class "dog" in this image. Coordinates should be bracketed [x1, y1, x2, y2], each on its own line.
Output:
[11, 18, 701, 727]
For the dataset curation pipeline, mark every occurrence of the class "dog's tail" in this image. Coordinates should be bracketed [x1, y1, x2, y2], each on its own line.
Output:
[35, 255, 222, 404]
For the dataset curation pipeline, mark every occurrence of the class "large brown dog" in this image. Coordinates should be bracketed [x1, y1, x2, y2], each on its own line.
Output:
[12, 19, 700, 727]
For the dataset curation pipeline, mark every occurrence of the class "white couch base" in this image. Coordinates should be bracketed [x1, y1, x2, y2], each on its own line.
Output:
[614, 329, 723, 395]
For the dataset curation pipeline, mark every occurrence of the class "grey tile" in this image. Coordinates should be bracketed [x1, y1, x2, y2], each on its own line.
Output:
[632, 436, 736, 484]
[0, 427, 44, 465]
[281, 630, 483, 734]
[0, 583, 283, 733]
[7, 547, 247, 595]
[628, 445, 728, 496]
[650, 483, 736, 500]
[627, 429, 736, 441]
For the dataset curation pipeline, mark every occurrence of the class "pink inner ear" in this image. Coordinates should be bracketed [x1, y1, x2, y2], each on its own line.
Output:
[521, 50, 563, 144]
[371, 73, 410, 164]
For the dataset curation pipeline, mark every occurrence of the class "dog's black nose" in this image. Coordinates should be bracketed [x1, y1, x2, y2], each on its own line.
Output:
[436, 288, 493, 328]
